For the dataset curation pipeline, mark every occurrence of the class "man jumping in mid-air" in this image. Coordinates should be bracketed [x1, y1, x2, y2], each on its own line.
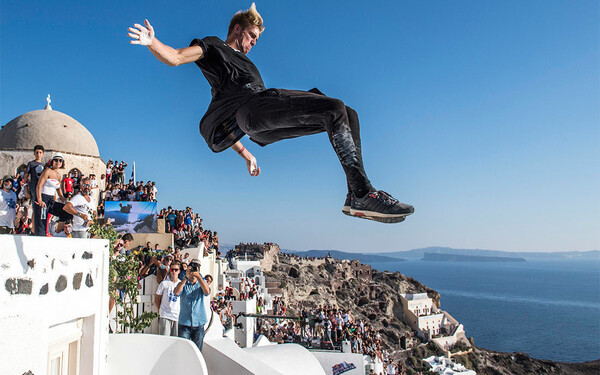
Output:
[128, 3, 414, 223]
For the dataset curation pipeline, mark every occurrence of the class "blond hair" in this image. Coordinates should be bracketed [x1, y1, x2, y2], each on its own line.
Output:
[228, 2, 264, 36]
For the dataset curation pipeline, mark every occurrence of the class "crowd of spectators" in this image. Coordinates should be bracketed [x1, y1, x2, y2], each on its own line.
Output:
[0, 146, 161, 236]
[210, 285, 236, 330]
[279, 252, 328, 261]
[0, 146, 101, 237]
[254, 304, 395, 369]
[158, 206, 220, 255]
[101, 180, 157, 203]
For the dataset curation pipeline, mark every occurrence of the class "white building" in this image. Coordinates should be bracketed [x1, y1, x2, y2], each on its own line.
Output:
[399, 293, 446, 339]
[0, 235, 110, 375]
[399, 292, 468, 355]
[423, 356, 477, 375]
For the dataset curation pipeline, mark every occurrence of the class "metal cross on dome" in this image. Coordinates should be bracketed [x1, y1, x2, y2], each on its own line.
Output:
[45, 94, 52, 110]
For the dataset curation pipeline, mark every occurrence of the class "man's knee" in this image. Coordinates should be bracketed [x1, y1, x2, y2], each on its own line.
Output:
[329, 98, 346, 115]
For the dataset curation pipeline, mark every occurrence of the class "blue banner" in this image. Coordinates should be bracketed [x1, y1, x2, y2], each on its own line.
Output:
[105, 201, 157, 233]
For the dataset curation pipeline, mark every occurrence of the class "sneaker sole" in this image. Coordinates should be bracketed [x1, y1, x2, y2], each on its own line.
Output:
[357, 214, 406, 224]
[349, 208, 413, 219]
[343, 208, 407, 223]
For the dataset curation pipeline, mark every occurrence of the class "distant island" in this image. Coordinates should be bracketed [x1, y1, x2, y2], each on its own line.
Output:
[422, 252, 526, 263]
[219, 244, 600, 262]
[375, 246, 600, 260]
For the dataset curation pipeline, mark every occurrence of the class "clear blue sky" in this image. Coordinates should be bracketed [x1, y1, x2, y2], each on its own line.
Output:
[2, 1, 598, 253]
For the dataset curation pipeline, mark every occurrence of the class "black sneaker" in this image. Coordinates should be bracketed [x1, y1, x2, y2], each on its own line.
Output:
[343, 192, 405, 223]
[350, 190, 413, 223]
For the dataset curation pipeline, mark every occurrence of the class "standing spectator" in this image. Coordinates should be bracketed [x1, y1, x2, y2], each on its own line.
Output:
[174, 260, 211, 351]
[0, 175, 18, 234]
[106, 160, 113, 185]
[63, 172, 74, 199]
[155, 260, 182, 336]
[71, 169, 81, 193]
[184, 209, 193, 229]
[89, 174, 99, 199]
[117, 161, 127, 184]
[151, 181, 157, 200]
[99, 174, 106, 193]
[166, 209, 177, 232]
[24, 145, 45, 234]
[63, 177, 97, 238]
[35, 153, 69, 236]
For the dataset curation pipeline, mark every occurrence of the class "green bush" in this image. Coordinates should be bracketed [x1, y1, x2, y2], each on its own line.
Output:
[89, 221, 157, 333]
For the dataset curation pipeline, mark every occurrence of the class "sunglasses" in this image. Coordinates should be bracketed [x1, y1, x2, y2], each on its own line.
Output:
[82, 184, 91, 187]
[52, 159, 63, 163]
[170, 268, 180, 272]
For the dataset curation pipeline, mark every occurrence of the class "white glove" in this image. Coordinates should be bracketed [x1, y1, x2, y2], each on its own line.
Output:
[128, 19, 155, 46]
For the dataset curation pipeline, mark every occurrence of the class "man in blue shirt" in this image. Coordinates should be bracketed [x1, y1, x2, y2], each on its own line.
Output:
[174, 260, 211, 350]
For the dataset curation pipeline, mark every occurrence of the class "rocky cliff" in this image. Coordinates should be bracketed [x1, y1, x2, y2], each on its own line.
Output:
[261, 252, 599, 375]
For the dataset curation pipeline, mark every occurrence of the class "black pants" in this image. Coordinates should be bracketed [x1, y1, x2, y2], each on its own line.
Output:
[33, 194, 72, 236]
[236, 89, 373, 196]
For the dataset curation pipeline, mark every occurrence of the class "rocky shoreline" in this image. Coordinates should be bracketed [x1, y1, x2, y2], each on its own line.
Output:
[260, 249, 599, 374]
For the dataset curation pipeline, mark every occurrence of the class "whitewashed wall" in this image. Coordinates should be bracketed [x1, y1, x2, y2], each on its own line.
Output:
[0, 235, 110, 375]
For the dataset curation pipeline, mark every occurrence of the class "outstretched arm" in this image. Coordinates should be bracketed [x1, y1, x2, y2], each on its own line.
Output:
[127, 19, 203, 66]
[232, 141, 260, 176]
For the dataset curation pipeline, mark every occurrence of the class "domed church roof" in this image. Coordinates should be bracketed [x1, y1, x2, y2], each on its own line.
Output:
[0, 105, 100, 157]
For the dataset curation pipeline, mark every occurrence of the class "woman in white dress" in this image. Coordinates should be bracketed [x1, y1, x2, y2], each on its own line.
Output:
[35, 153, 71, 236]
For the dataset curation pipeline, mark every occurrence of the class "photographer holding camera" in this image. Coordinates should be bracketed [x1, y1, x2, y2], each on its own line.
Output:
[174, 258, 211, 350]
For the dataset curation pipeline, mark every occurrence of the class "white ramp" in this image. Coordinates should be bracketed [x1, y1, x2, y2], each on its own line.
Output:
[309, 350, 366, 375]
[243, 344, 327, 375]
[108, 333, 208, 375]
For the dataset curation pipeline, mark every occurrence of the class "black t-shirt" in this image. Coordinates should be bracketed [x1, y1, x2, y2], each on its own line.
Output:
[190, 36, 266, 152]
[26, 160, 44, 192]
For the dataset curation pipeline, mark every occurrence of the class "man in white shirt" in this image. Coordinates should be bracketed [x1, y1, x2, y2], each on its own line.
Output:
[63, 177, 97, 238]
[0, 175, 18, 234]
[151, 181, 158, 199]
[155, 260, 182, 336]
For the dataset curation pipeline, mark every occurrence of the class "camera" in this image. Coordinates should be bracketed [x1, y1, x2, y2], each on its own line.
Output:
[189, 259, 201, 272]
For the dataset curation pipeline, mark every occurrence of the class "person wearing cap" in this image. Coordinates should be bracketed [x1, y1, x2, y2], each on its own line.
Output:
[0, 175, 18, 234]
[35, 152, 69, 236]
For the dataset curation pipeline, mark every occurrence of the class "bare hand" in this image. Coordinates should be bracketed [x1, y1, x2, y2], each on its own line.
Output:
[128, 19, 155, 46]
[246, 157, 261, 176]
[37, 200, 46, 208]
[79, 213, 89, 222]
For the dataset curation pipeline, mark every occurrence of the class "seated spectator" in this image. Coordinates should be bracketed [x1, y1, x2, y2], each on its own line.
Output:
[62, 177, 97, 239]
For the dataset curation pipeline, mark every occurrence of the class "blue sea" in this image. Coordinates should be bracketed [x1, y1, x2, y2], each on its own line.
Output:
[368, 259, 600, 363]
